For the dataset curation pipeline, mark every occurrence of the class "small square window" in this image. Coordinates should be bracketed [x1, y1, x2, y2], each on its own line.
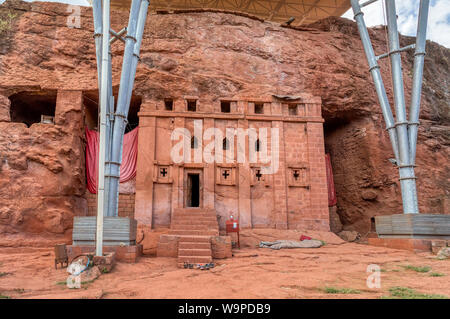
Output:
[288, 104, 298, 115]
[254, 103, 264, 114]
[221, 101, 231, 113]
[164, 99, 173, 111]
[187, 100, 197, 112]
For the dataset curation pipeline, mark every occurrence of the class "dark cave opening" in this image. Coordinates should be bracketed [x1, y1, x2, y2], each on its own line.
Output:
[9, 91, 57, 127]
[83, 90, 142, 133]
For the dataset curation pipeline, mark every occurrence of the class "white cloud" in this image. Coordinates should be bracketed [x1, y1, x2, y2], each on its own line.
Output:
[342, 0, 450, 48]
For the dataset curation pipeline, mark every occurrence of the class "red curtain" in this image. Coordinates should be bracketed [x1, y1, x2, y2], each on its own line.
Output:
[86, 127, 139, 194]
[325, 153, 337, 207]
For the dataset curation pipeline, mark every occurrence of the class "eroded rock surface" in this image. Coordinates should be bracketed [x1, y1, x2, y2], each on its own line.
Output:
[0, 1, 448, 241]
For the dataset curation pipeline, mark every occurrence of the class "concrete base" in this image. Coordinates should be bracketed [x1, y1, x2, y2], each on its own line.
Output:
[67, 244, 142, 263]
[375, 214, 450, 239]
[72, 216, 137, 246]
[368, 237, 450, 253]
[368, 237, 433, 252]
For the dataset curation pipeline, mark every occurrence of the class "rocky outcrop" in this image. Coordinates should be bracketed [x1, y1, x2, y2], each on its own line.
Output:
[0, 90, 87, 242]
[0, 1, 448, 241]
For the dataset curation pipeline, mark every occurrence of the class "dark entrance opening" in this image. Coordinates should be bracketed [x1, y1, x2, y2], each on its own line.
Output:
[9, 90, 57, 127]
[82, 89, 142, 132]
[187, 174, 200, 207]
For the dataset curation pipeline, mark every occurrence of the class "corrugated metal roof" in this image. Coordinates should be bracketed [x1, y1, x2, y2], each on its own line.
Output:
[104, 0, 350, 26]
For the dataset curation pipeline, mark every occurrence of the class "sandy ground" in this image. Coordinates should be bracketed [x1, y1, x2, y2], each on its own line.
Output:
[0, 229, 449, 299]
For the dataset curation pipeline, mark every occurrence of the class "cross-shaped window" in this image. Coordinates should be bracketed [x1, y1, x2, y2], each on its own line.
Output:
[293, 170, 300, 180]
[160, 168, 168, 177]
[222, 169, 230, 180]
[255, 169, 262, 181]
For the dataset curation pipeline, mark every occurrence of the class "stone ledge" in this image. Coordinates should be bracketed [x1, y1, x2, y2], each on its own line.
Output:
[368, 237, 432, 252]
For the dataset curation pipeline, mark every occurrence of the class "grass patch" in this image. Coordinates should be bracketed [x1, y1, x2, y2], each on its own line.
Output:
[13, 288, 25, 294]
[324, 287, 361, 294]
[100, 267, 110, 274]
[402, 265, 431, 273]
[383, 287, 448, 299]
[0, 294, 10, 299]
[0, 272, 11, 277]
[56, 281, 67, 286]
[429, 272, 446, 277]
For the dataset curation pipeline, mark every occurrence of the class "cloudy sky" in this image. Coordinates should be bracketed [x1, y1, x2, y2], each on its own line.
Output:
[1, 0, 449, 47]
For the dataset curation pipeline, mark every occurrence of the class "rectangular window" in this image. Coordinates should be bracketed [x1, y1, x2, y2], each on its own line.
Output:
[187, 100, 197, 112]
[220, 101, 231, 113]
[288, 104, 298, 115]
[254, 103, 264, 114]
[164, 99, 173, 111]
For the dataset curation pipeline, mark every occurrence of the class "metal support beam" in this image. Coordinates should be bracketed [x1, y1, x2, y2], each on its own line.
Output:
[110, 27, 127, 44]
[350, 0, 400, 162]
[376, 43, 415, 60]
[361, 0, 378, 8]
[385, 0, 418, 214]
[408, 0, 430, 164]
[95, 0, 111, 257]
[108, 0, 149, 217]
[350, 0, 429, 215]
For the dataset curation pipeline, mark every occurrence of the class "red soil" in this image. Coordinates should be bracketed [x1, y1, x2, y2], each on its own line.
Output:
[0, 229, 448, 299]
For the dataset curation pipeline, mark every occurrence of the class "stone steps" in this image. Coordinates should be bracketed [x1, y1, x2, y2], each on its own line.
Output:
[177, 255, 212, 265]
[156, 208, 220, 267]
[171, 209, 219, 268]
[178, 235, 212, 243]
[179, 248, 212, 256]
[172, 217, 218, 222]
[169, 229, 219, 236]
[178, 242, 211, 250]
[171, 224, 215, 230]
[173, 212, 218, 218]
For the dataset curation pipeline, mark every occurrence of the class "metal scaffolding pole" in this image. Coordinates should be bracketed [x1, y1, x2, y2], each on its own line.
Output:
[351, 0, 429, 215]
[350, 0, 400, 162]
[385, 0, 418, 214]
[408, 0, 430, 164]
[95, 0, 111, 257]
[108, 0, 149, 217]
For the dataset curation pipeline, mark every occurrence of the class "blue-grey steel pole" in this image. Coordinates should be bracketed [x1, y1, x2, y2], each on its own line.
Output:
[108, 0, 142, 217]
[125, 0, 149, 116]
[408, 0, 430, 164]
[117, 0, 149, 195]
[96, 0, 111, 257]
[350, 0, 400, 162]
[104, 46, 114, 217]
[385, 0, 419, 214]
[92, 0, 103, 93]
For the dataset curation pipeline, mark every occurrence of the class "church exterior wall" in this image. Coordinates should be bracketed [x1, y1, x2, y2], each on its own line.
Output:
[134, 94, 329, 231]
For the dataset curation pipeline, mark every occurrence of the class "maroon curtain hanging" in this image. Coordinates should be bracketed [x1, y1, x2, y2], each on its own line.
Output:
[325, 153, 337, 207]
[86, 127, 139, 194]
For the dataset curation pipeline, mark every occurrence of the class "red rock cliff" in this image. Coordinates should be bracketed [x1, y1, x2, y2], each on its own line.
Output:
[0, 0, 448, 243]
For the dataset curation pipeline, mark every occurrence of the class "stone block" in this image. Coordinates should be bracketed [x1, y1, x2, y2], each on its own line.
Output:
[211, 236, 232, 259]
